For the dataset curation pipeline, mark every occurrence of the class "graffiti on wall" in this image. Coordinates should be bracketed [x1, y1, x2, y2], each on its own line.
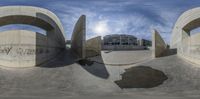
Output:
[0, 46, 50, 56]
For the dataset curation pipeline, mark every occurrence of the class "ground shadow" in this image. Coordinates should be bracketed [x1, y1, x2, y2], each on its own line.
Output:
[34, 12, 75, 68]
[77, 55, 109, 79]
[115, 66, 168, 89]
[38, 49, 76, 68]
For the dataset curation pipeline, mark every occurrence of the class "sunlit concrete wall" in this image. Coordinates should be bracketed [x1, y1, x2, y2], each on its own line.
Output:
[171, 7, 200, 65]
[179, 33, 200, 64]
[71, 15, 86, 59]
[0, 6, 66, 67]
[86, 36, 101, 57]
[152, 29, 167, 58]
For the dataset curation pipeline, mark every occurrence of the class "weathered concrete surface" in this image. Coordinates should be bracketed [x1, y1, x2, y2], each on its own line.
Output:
[0, 30, 62, 67]
[86, 36, 101, 58]
[71, 15, 86, 59]
[176, 32, 200, 65]
[152, 29, 167, 58]
[0, 6, 66, 47]
[90, 50, 152, 66]
[171, 7, 200, 65]
[0, 51, 199, 99]
[0, 6, 66, 67]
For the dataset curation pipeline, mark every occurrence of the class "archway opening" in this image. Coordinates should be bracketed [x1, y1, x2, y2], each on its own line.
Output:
[182, 18, 200, 59]
[0, 24, 46, 35]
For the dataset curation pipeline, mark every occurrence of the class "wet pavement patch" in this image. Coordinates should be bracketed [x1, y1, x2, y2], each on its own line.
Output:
[115, 66, 168, 88]
[77, 59, 94, 66]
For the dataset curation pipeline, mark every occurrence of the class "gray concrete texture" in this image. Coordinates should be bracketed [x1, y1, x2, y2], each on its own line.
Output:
[0, 30, 61, 67]
[71, 15, 86, 59]
[0, 6, 66, 46]
[0, 51, 199, 99]
[0, 6, 66, 67]
[171, 7, 200, 65]
[1, 5, 200, 99]
[152, 29, 167, 58]
[86, 36, 101, 58]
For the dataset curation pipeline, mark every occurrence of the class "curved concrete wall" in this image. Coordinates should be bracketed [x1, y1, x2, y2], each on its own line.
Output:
[152, 29, 167, 58]
[171, 7, 200, 65]
[86, 36, 101, 58]
[0, 30, 62, 67]
[0, 6, 65, 47]
[71, 15, 86, 59]
[0, 6, 66, 67]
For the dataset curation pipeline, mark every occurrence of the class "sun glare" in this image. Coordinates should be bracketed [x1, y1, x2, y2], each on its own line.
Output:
[93, 21, 109, 36]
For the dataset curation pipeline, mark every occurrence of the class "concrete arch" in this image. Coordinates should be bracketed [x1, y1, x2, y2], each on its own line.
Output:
[0, 6, 65, 47]
[0, 6, 66, 67]
[171, 7, 200, 65]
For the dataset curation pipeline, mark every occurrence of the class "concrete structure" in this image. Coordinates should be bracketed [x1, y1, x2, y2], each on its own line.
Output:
[86, 36, 101, 57]
[171, 7, 200, 65]
[71, 15, 86, 59]
[152, 29, 167, 58]
[1, 50, 200, 99]
[0, 6, 66, 67]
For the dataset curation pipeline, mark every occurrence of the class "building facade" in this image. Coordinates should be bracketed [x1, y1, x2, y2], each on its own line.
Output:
[103, 34, 138, 45]
[102, 34, 149, 50]
[137, 39, 152, 46]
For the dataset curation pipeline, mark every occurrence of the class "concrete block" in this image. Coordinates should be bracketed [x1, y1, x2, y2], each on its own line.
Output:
[86, 36, 101, 58]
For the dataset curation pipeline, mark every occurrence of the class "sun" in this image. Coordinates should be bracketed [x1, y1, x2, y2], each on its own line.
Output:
[93, 21, 109, 36]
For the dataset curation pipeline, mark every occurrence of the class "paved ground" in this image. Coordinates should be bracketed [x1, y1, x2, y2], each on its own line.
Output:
[0, 50, 200, 98]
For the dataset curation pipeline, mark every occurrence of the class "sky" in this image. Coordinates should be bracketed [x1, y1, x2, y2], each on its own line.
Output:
[0, 0, 200, 44]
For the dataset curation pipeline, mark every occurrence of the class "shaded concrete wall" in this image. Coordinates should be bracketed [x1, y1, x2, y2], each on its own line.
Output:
[0, 30, 62, 67]
[171, 7, 200, 65]
[152, 29, 167, 58]
[0, 6, 66, 67]
[86, 36, 101, 58]
[71, 15, 86, 59]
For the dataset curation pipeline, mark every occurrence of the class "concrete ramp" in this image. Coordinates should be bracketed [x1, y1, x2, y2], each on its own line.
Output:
[152, 29, 167, 58]
[71, 15, 86, 59]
